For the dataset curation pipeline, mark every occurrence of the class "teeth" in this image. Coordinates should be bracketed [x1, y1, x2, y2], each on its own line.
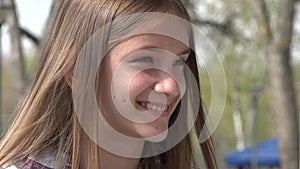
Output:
[140, 102, 167, 112]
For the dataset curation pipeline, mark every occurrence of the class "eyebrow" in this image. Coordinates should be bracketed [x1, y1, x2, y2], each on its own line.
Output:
[138, 45, 191, 56]
[178, 48, 191, 56]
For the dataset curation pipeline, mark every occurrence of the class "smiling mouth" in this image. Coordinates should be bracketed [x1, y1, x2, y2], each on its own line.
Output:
[137, 101, 169, 117]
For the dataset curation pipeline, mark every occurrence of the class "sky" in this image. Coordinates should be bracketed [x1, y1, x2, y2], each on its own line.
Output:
[1, 0, 52, 55]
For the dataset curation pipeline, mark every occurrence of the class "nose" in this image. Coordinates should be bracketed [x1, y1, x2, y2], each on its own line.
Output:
[153, 71, 181, 99]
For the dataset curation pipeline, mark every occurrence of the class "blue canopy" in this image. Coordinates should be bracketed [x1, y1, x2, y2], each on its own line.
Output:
[224, 138, 280, 167]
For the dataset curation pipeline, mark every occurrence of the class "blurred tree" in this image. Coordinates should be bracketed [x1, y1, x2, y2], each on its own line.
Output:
[184, 0, 250, 152]
[229, 49, 245, 151]
[19, 27, 40, 46]
[184, 0, 299, 168]
[3, 0, 26, 100]
[252, 0, 299, 168]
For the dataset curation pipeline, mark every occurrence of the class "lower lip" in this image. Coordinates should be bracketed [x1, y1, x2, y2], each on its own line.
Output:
[147, 108, 169, 117]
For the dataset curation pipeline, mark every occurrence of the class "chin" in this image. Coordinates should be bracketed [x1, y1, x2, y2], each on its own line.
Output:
[134, 121, 169, 142]
[144, 130, 169, 142]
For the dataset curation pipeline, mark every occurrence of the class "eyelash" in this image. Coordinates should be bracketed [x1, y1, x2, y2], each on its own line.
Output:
[135, 56, 186, 66]
[173, 59, 186, 66]
[135, 56, 153, 63]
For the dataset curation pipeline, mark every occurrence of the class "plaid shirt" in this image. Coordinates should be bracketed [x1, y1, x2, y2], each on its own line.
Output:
[3, 158, 71, 169]
[20, 159, 53, 169]
[2, 149, 71, 169]
[2, 151, 166, 169]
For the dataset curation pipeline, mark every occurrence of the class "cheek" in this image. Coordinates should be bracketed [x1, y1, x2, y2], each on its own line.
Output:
[128, 73, 154, 101]
[178, 75, 187, 98]
[173, 68, 187, 98]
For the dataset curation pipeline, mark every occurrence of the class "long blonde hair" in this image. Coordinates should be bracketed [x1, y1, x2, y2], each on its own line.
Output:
[0, 0, 218, 168]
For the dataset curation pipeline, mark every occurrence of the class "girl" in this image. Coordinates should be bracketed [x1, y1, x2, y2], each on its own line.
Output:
[0, 0, 218, 169]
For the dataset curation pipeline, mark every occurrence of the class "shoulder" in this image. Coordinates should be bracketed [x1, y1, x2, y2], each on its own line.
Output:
[1, 158, 53, 169]
[1, 149, 71, 169]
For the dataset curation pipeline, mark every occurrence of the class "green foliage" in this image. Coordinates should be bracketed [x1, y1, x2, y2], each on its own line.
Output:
[24, 51, 39, 78]
[292, 63, 300, 109]
[0, 51, 39, 135]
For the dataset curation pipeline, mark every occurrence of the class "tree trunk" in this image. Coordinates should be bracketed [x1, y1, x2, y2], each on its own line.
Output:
[269, 1, 299, 168]
[3, 0, 26, 98]
[267, 44, 299, 169]
[252, 0, 299, 168]
[231, 69, 245, 150]
[0, 23, 3, 135]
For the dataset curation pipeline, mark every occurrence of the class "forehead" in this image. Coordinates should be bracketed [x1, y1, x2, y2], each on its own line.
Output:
[105, 12, 192, 60]
[111, 34, 190, 56]
[108, 12, 191, 47]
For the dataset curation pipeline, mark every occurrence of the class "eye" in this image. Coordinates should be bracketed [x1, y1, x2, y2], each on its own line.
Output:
[135, 56, 153, 63]
[173, 59, 186, 66]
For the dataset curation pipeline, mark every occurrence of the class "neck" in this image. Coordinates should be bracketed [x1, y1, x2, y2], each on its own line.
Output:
[98, 148, 140, 169]
[80, 132, 144, 169]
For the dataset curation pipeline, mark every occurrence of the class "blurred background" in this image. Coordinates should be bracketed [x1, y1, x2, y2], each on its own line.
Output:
[0, 0, 299, 169]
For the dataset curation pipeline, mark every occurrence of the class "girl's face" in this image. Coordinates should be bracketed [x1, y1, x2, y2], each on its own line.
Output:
[99, 34, 190, 141]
